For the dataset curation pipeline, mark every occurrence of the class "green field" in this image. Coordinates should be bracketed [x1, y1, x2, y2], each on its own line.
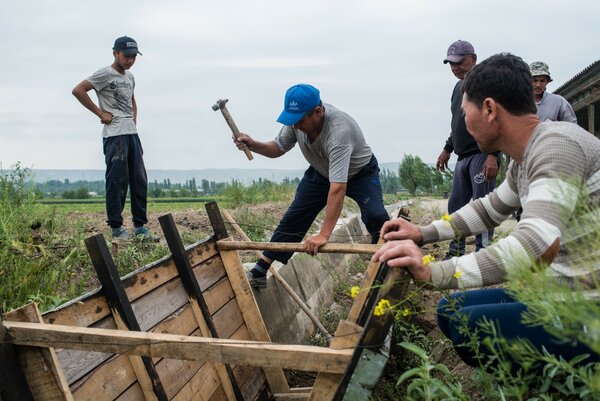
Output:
[38, 197, 223, 213]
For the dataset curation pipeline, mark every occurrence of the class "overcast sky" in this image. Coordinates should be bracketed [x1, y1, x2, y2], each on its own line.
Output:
[1, 0, 598, 172]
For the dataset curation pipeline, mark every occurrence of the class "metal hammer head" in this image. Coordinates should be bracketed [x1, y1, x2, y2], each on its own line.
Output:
[211, 98, 229, 111]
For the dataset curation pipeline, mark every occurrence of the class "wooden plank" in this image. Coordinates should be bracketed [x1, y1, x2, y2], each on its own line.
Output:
[114, 382, 144, 401]
[59, 271, 233, 386]
[217, 240, 380, 255]
[72, 306, 201, 401]
[155, 357, 203, 399]
[84, 234, 168, 401]
[72, 354, 136, 401]
[206, 201, 290, 394]
[332, 268, 412, 401]
[171, 363, 221, 401]
[222, 209, 331, 341]
[206, 201, 229, 240]
[347, 207, 410, 324]
[43, 240, 219, 328]
[218, 246, 291, 393]
[212, 299, 244, 339]
[346, 248, 384, 324]
[0, 314, 35, 401]
[159, 213, 243, 401]
[4, 321, 353, 374]
[2, 304, 74, 401]
[307, 320, 363, 401]
[207, 386, 229, 401]
[274, 394, 310, 400]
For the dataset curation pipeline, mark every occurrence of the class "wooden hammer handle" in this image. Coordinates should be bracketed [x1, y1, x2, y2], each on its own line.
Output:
[220, 107, 253, 161]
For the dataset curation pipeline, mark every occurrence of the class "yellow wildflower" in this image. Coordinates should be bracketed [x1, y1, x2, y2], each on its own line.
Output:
[422, 254, 435, 266]
[402, 308, 410, 317]
[453, 271, 461, 279]
[374, 299, 392, 316]
[441, 213, 452, 221]
[350, 286, 360, 299]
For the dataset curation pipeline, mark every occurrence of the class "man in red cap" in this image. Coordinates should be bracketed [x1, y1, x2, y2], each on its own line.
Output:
[235, 84, 389, 289]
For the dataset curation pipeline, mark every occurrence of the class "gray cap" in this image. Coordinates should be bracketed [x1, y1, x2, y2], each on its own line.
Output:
[529, 61, 553, 82]
[443, 40, 475, 64]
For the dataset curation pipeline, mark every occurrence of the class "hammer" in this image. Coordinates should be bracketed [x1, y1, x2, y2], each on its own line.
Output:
[212, 99, 253, 161]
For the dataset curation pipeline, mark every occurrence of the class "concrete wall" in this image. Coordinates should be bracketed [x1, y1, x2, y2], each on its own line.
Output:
[253, 205, 400, 343]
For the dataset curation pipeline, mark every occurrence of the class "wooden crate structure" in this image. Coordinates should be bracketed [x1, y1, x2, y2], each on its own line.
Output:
[0, 203, 411, 401]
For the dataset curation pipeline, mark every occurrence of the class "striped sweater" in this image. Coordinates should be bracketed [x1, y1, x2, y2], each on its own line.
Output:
[420, 121, 600, 289]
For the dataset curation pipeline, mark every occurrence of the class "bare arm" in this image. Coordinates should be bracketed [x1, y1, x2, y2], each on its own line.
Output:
[234, 134, 285, 158]
[304, 182, 347, 255]
[72, 80, 113, 124]
[132, 94, 137, 125]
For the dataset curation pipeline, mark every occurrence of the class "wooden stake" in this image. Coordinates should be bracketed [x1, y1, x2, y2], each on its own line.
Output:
[159, 213, 243, 401]
[221, 209, 333, 342]
[84, 234, 169, 401]
[206, 202, 290, 393]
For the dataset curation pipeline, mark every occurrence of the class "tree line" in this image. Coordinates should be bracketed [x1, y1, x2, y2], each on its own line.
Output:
[18, 155, 454, 199]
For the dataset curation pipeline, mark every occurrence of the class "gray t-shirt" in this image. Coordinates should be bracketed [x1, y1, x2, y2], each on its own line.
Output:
[274, 104, 373, 182]
[536, 91, 577, 123]
[87, 66, 137, 138]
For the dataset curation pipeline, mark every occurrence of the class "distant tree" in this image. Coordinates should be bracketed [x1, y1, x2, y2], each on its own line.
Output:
[398, 154, 430, 196]
[201, 179, 210, 194]
[379, 168, 399, 194]
[75, 187, 90, 199]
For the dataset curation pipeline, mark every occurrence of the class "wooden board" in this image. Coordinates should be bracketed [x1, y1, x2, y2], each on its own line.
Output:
[56, 258, 229, 384]
[4, 321, 352, 373]
[43, 241, 218, 328]
[306, 320, 363, 401]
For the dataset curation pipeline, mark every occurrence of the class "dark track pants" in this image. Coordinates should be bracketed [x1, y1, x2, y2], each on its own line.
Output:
[103, 134, 148, 229]
[263, 156, 389, 264]
[447, 152, 496, 255]
[437, 288, 599, 369]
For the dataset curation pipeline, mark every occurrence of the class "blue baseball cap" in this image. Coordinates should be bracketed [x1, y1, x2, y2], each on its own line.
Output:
[277, 84, 321, 126]
[113, 36, 142, 56]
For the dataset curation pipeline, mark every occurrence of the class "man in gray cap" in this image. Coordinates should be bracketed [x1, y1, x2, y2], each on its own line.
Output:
[436, 40, 499, 258]
[530, 61, 577, 123]
[72, 36, 156, 241]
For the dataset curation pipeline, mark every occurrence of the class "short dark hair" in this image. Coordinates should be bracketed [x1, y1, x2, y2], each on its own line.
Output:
[462, 53, 537, 116]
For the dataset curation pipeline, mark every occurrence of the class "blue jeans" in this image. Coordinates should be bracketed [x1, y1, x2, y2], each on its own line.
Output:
[437, 288, 599, 369]
[447, 152, 496, 255]
[103, 134, 148, 228]
[263, 155, 389, 264]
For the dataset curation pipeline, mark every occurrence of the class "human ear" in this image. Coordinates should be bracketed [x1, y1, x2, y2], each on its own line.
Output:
[483, 98, 497, 121]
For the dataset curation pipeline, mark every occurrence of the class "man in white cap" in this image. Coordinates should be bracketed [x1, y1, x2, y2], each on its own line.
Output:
[530, 61, 577, 123]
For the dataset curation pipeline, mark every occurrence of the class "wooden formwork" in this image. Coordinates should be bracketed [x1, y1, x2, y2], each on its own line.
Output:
[0, 202, 411, 401]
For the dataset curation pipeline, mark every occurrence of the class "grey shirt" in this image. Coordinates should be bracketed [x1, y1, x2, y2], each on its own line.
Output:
[87, 66, 137, 138]
[536, 91, 577, 123]
[274, 104, 373, 182]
